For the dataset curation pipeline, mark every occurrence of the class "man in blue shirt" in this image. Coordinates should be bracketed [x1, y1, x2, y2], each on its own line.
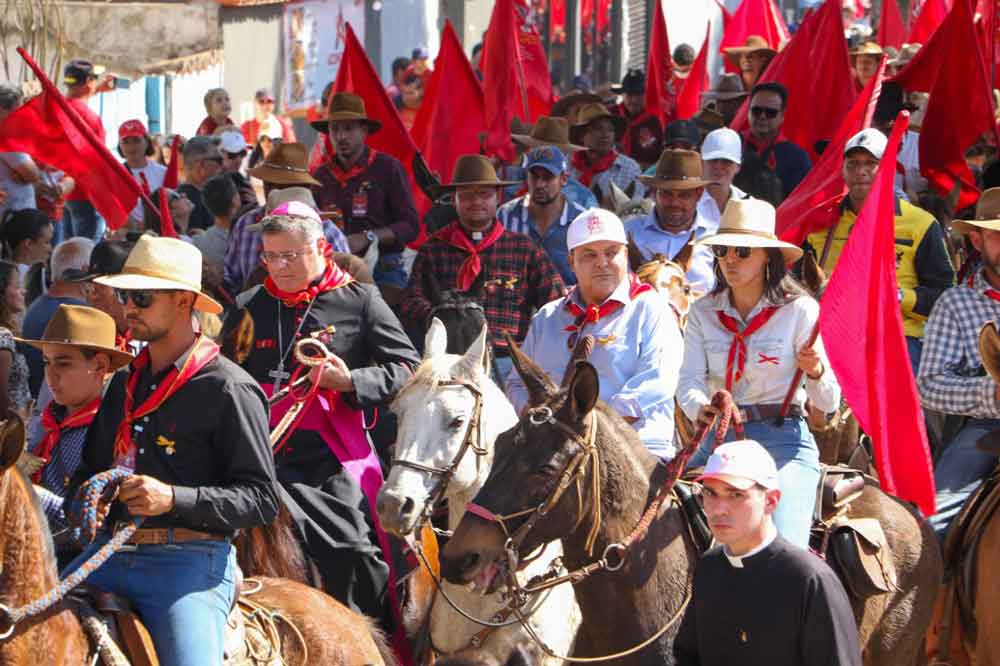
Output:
[498, 146, 587, 285]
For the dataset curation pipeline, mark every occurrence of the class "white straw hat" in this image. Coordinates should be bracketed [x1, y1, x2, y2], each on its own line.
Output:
[695, 198, 803, 263]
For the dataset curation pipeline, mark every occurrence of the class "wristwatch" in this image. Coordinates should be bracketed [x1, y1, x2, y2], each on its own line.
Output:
[365, 230, 378, 247]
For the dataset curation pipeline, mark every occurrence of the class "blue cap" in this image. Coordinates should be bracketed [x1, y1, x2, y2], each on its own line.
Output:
[525, 146, 567, 175]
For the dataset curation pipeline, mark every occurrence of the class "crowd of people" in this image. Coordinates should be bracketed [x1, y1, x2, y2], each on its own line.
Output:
[0, 9, 996, 664]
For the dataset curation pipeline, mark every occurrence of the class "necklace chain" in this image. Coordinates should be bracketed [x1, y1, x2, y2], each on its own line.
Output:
[274, 298, 317, 393]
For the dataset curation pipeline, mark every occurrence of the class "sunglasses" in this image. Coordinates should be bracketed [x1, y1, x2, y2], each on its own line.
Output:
[711, 245, 753, 259]
[114, 289, 172, 308]
[750, 106, 781, 119]
[225, 151, 246, 160]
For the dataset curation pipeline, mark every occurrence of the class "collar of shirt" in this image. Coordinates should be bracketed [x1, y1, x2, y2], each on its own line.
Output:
[723, 522, 778, 568]
[520, 195, 576, 229]
[642, 209, 715, 239]
[707, 290, 773, 323]
[696, 185, 746, 221]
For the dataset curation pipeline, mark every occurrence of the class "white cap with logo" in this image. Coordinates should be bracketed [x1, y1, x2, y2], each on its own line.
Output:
[566, 208, 628, 252]
[696, 440, 780, 490]
[844, 128, 888, 160]
[701, 127, 743, 164]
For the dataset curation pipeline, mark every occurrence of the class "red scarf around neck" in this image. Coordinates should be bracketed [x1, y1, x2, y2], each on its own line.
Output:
[35, 397, 102, 483]
[327, 148, 378, 187]
[113, 335, 220, 461]
[564, 275, 652, 346]
[716, 306, 781, 391]
[435, 222, 506, 291]
[740, 128, 790, 171]
[571, 150, 618, 187]
[264, 260, 354, 308]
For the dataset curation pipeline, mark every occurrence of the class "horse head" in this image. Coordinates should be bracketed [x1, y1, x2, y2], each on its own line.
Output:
[634, 248, 696, 324]
[378, 319, 516, 537]
[424, 270, 489, 356]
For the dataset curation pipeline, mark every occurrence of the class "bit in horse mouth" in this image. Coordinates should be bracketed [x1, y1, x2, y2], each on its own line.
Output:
[469, 560, 506, 596]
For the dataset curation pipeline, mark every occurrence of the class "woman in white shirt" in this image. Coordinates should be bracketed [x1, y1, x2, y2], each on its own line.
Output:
[678, 198, 840, 549]
[119, 119, 167, 225]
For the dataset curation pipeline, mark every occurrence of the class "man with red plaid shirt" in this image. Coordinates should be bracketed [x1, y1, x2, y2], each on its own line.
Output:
[401, 155, 566, 386]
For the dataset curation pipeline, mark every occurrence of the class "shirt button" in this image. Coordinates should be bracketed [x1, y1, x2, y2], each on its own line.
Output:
[139, 448, 145, 454]
[142, 417, 149, 423]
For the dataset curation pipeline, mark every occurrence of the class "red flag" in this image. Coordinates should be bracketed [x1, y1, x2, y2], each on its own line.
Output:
[512, 0, 555, 121]
[731, 0, 856, 161]
[877, 0, 907, 48]
[818, 112, 935, 517]
[645, 0, 674, 124]
[908, 0, 951, 43]
[411, 21, 486, 186]
[719, 0, 791, 71]
[716, 0, 734, 31]
[158, 188, 178, 239]
[776, 58, 885, 245]
[163, 134, 181, 190]
[674, 25, 711, 121]
[984, 0, 1000, 67]
[0, 48, 141, 230]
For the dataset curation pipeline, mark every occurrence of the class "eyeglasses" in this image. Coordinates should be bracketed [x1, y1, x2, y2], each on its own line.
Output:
[260, 246, 314, 266]
[224, 151, 246, 160]
[750, 106, 781, 119]
[711, 245, 753, 259]
[114, 289, 173, 308]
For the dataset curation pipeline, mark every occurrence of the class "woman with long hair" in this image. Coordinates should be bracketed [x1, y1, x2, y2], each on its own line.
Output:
[678, 198, 841, 549]
[0, 260, 30, 414]
[0, 208, 54, 282]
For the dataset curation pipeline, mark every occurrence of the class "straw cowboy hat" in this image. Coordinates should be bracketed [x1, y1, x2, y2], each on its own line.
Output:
[723, 35, 778, 69]
[550, 91, 604, 119]
[309, 92, 382, 134]
[849, 41, 884, 60]
[94, 236, 223, 314]
[703, 73, 749, 102]
[952, 188, 1000, 234]
[696, 197, 803, 263]
[433, 155, 520, 192]
[512, 116, 586, 153]
[247, 142, 320, 187]
[17, 304, 133, 370]
[571, 102, 626, 143]
[637, 149, 712, 190]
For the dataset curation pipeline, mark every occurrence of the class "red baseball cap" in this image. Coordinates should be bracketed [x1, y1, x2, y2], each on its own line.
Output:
[118, 119, 148, 140]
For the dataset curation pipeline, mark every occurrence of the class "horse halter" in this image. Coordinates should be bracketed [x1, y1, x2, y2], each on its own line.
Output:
[391, 379, 487, 528]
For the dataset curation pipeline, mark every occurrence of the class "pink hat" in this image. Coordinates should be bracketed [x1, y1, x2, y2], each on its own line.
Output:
[696, 440, 779, 490]
[118, 119, 148, 140]
[566, 208, 627, 251]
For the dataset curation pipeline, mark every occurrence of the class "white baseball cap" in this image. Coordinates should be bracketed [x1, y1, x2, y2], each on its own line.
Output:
[696, 440, 779, 490]
[844, 128, 887, 160]
[701, 128, 742, 164]
[566, 208, 628, 252]
[219, 130, 248, 154]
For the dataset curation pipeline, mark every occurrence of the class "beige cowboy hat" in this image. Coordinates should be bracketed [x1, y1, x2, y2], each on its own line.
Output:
[696, 198, 803, 263]
[550, 91, 604, 119]
[952, 188, 1000, 234]
[512, 116, 587, 153]
[94, 236, 223, 314]
[702, 73, 749, 102]
[247, 142, 320, 187]
[17, 304, 133, 369]
[433, 154, 520, 192]
[849, 41, 885, 64]
[638, 149, 712, 190]
[693, 107, 726, 134]
[723, 35, 778, 69]
[309, 92, 382, 134]
[570, 102, 627, 144]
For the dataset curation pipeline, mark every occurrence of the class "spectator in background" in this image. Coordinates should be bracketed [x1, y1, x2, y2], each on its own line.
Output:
[75, 240, 135, 352]
[672, 44, 696, 80]
[397, 67, 424, 132]
[411, 46, 433, 87]
[607, 69, 664, 170]
[35, 165, 74, 241]
[160, 134, 185, 171]
[247, 120, 284, 172]
[219, 130, 257, 214]
[385, 57, 412, 103]
[62, 60, 109, 242]
[195, 88, 235, 137]
[0, 84, 41, 218]
[0, 209, 54, 284]
[20, 237, 93, 395]
[739, 82, 812, 204]
[701, 73, 749, 127]
[0, 260, 28, 414]
[241, 88, 296, 145]
[141, 188, 194, 239]
[177, 136, 224, 232]
[196, 174, 239, 279]
[119, 119, 166, 226]
[722, 36, 777, 93]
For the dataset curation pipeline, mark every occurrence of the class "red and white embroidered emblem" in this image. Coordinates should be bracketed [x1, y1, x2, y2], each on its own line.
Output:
[757, 352, 779, 365]
[586, 215, 605, 234]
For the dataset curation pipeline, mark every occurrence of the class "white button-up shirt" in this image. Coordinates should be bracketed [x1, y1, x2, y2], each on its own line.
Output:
[624, 209, 719, 295]
[696, 184, 747, 228]
[678, 291, 841, 421]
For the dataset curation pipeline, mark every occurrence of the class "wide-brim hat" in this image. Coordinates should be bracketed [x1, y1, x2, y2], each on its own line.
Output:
[638, 149, 712, 190]
[247, 142, 320, 186]
[434, 154, 520, 191]
[550, 92, 604, 119]
[94, 236, 223, 314]
[309, 92, 382, 134]
[723, 35, 778, 69]
[953, 188, 1000, 234]
[512, 116, 587, 153]
[695, 198, 803, 263]
[703, 73, 750, 102]
[17, 304, 133, 369]
[571, 102, 627, 143]
[849, 41, 885, 60]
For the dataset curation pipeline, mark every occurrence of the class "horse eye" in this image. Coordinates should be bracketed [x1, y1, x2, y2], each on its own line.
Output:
[683, 286, 692, 295]
[449, 416, 465, 430]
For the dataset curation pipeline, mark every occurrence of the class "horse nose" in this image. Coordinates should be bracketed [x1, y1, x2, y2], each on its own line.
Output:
[441, 551, 481, 583]
[376, 490, 418, 536]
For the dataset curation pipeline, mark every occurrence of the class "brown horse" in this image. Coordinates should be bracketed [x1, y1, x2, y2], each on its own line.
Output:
[441, 345, 942, 666]
[0, 416, 391, 666]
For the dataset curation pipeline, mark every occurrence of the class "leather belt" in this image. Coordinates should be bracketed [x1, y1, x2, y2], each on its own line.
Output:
[738, 403, 804, 423]
[118, 526, 228, 546]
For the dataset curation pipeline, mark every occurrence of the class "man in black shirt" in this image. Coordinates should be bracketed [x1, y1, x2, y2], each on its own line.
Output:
[675, 440, 861, 666]
[177, 136, 224, 232]
[64, 236, 279, 666]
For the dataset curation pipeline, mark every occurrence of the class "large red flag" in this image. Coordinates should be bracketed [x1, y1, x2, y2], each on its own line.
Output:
[674, 25, 711, 121]
[0, 49, 141, 230]
[776, 58, 885, 245]
[512, 0, 555, 120]
[411, 21, 486, 185]
[645, 0, 674, 124]
[907, 0, 951, 42]
[716, 0, 734, 30]
[731, 0, 856, 161]
[719, 0, 790, 71]
[877, 0, 907, 48]
[818, 112, 935, 517]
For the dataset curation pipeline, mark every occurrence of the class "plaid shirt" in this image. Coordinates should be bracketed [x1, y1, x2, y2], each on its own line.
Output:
[29, 419, 88, 531]
[401, 222, 566, 350]
[917, 269, 1000, 417]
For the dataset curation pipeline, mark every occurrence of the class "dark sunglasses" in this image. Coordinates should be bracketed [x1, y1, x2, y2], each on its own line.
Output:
[711, 245, 753, 259]
[114, 289, 172, 308]
[224, 151, 246, 160]
[750, 106, 781, 119]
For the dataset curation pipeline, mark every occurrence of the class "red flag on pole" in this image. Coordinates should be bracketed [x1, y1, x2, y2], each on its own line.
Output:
[818, 111, 936, 517]
[716, 0, 734, 30]
[674, 25, 711, 121]
[907, 0, 951, 43]
[158, 188, 178, 239]
[876, 0, 907, 48]
[645, 0, 674, 124]
[512, 0, 555, 121]
[0, 48, 143, 230]
[411, 21, 487, 185]
[163, 134, 181, 190]
[719, 0, 790, 71]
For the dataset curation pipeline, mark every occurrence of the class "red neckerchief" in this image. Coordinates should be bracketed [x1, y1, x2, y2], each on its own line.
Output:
[196, 116, 234, 137]
[740, 128, 790, 170]
[564, 275, 652, 348]
[115, 330, 132, 353]
[618, 109, 656, 156]
[264, 259, 354, 308]
[571, 150, 618, 187]
[967, 272, 1000, 304]
[716, 306, 781, 391]
[325, 147, 378, 188]
[434, 222, 506, 291]
[35, 398, 102, 484]
[113, 336, 220, 461]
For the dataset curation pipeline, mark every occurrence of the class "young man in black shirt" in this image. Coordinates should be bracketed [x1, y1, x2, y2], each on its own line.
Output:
[64, 236, 279, 666]
[675, 440, 861, 666]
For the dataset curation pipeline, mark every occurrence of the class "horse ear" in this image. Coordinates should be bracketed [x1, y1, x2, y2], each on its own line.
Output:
[504, 332, 557, 405]
[800, 251, 827, 298]
[424, 267, 443, 306]
[561, 335, 594, 387]
[458, 324, 490, 377]
[567, 362, 600, 419]
[673, 243, 695, 273]
[626, 234, 647, 273]
[0, 416, 24, 472]
[424, 317, 449, 359]
[220, 308, 255, 366]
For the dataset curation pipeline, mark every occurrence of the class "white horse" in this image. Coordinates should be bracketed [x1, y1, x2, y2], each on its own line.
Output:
[377, 320, 580, 665]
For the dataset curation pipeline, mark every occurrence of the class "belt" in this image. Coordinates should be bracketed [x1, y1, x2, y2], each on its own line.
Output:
[118, 526, 228, 546]
[738, 403, 804, 423]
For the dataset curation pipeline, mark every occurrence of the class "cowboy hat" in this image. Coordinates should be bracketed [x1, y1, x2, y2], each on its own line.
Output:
[693, 107, 726, 134]
[571, 102, 626, 144]
[512, 116, 587, 153]
[695, 198, 803, 263]
[723, 35, 778, 69]
[94, 236, 223, 314]
[550, 91, 604, 119]
[637, 149, 712, 190]
[17, 304, 133, 369]
[702, 73, 750, 102]
[952, 188, 1000, 234]
[247, 142, 320, 186]
[610, 68, 645, 94]
[309, 92, 382, 134]
[849, 41, 885, 60]
[433, 155, 520, 192]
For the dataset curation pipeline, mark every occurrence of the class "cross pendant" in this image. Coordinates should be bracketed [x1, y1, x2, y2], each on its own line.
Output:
[268, 367, 291, 382]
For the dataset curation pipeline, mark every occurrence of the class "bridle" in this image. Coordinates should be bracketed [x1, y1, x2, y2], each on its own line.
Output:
[425, 301, 486, 330]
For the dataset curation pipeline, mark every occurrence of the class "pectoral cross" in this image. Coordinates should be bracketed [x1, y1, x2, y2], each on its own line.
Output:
[268, 366, 291, 382]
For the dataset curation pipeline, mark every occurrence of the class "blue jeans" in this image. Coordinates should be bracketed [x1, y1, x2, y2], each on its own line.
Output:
[63, 200, 106, 242]
[62, 536, 236, 666]
[906, 336, 923, 379]
[929, 418, 1000, 543]
[374, 252, 408, 289]
[688, 417, 821, 550]
[493, 354, 513, 391]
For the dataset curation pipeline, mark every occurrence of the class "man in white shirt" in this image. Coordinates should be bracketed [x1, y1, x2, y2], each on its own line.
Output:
[697, 128, 747, 226]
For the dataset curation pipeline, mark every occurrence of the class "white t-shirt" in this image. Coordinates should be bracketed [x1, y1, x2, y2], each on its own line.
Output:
[0, 152, 36, 215]
[125, 161, 167, 222]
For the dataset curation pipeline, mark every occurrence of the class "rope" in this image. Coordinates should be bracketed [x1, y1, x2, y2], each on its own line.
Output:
[239, 595, 309, 666]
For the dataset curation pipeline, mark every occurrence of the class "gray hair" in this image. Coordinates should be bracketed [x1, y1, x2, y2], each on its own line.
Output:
[0, 84, 22, 111]
[183, 135, 222, 162]
[51, 237, 94, 281]
[260, 214, 323, 243]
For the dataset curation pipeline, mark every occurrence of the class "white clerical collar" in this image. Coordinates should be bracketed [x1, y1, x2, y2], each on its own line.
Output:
[723, 523, 778, 568]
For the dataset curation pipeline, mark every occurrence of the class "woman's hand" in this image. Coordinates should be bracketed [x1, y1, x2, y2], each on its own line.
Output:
[695, 403, 720, 428]
[797, 347, 824, 379]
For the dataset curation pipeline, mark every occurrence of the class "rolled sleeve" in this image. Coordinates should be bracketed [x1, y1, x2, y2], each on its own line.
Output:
[804, 334, 841, 413]
[678, 307, 712, 421]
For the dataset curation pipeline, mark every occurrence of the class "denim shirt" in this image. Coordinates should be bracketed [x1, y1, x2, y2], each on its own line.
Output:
[497, 195, 587, 285]
[624, 209, 719, 295]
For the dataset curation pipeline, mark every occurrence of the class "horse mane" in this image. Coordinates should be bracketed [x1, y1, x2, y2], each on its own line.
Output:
[1, 466, 60, 591]
[391, 355, 456, 409]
